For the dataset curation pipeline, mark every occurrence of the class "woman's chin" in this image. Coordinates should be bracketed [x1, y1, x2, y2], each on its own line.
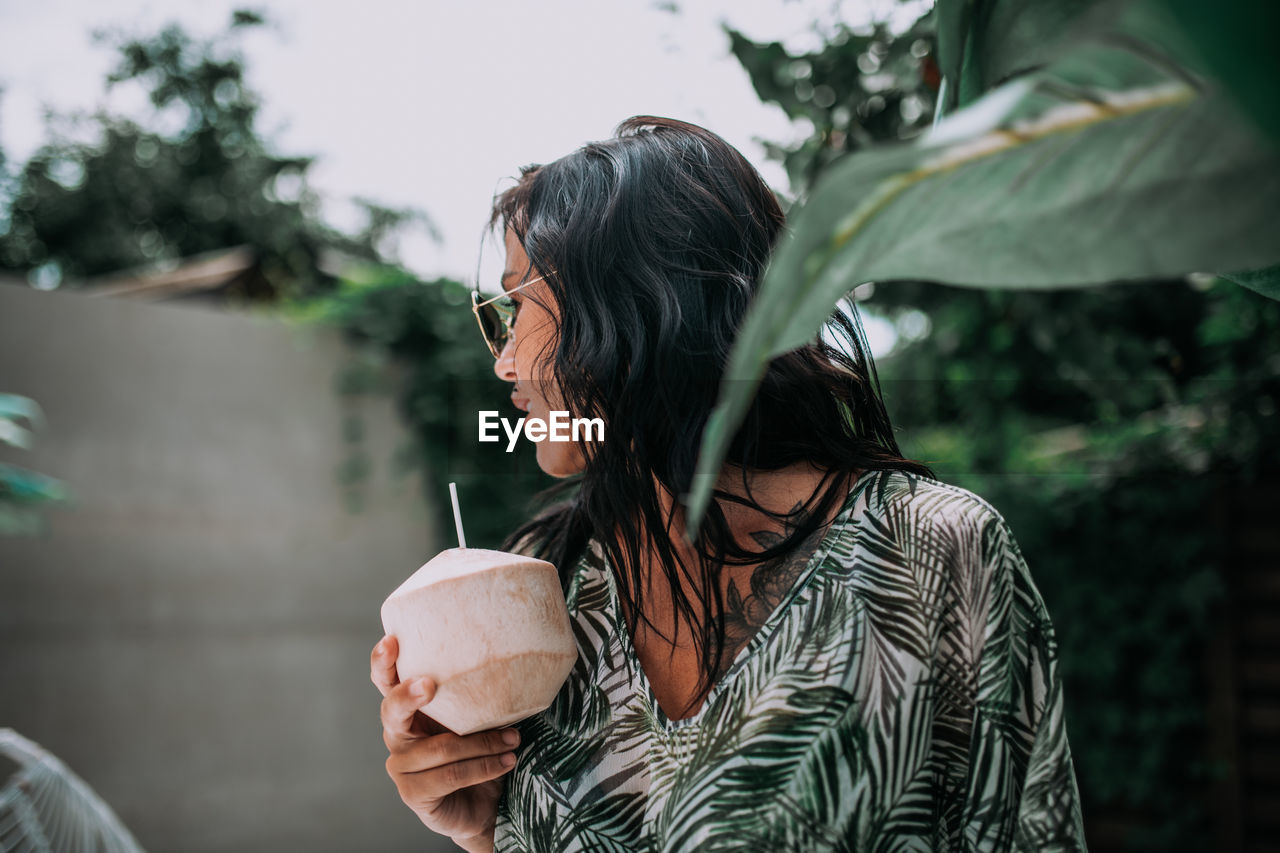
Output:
[535, 442, 587, 478]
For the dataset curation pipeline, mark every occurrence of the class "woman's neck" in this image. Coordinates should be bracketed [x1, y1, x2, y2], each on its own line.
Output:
[621, 462, 860, 655]
[655, 462, 856, 551]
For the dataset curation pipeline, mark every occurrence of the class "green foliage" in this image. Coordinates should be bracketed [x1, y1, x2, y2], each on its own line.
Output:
[689, 0, 1280, 532]
[884, 274, 1280, 847]
[0, 11, 419, 300]
[725, 3, 1280, 848]
[933, 0, 1110, 117]
[1223, 263, 1280, 301]
[0, 12, 524, 544]
[282, 266, 551, 549]
[876, 275, 1280, 852]
[727, 15, 938, 194]
[975, 469, 1225, 849]
[0, 394, 69, 537]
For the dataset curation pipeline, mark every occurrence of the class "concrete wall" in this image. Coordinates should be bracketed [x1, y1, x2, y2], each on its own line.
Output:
[0, 285, 455, 852]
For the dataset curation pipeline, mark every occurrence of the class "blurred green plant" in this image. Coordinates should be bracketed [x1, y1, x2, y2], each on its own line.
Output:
[0, 394, 68, 536]
[727, 13, 939, 196]
[875, 274, 1278, 850]
[0, 10, 434, 301]
[725, 2, 1280, 848]
[0, 12, 532, 545]
[691, 0, 1280, 529]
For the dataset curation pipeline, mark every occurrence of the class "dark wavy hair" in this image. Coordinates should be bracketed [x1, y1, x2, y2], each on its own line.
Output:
[492, 116, 934, 718]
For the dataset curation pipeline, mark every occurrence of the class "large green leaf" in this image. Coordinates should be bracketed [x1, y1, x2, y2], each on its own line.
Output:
[932, 0, 976, 117]
[975, 0, 1111, 90]
[685, 1, 1280, 534]
[1222, 264, 1280, 301]
[935, 0, 1114, 118]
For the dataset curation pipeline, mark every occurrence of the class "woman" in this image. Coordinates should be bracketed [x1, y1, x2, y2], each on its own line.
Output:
[372, 117, 1085, 852]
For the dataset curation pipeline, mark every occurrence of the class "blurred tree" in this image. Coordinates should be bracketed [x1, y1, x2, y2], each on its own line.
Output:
[697, 1, 1279, 530]
[728, 13, 938, 198]
[0, 10, 430, 302]
[730, 5, 1279, 851]
[0, 11, 543, 555]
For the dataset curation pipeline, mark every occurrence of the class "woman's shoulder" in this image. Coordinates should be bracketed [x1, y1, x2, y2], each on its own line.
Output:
[844, 469, 1028, 592]
[856, 468, 1013, 536]
[841, 470, 1050, 658]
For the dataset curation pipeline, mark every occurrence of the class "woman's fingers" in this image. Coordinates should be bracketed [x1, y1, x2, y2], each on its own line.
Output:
[390, 749, 519, 802]
[370, 635, 400, 697]
[382, 676, 439, 751]
[387, 727, 520, 776]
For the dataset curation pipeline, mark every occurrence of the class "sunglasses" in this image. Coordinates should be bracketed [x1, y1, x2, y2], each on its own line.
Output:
[470, 273, 550, 358]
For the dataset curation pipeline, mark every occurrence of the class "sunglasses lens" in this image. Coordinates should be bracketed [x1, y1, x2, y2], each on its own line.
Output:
[472, 292, 513, 355]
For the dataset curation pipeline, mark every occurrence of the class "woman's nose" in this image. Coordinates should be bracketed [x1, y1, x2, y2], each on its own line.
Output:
[493, 338, 517, 382]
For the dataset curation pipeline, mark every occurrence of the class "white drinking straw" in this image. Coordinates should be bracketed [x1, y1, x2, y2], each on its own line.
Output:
[449, 482, 467, 549]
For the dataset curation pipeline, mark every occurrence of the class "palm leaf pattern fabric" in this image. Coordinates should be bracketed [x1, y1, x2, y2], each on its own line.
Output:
[494, 469, 1086, 851]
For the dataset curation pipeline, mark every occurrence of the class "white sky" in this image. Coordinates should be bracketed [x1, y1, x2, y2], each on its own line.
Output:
[0, 0, 918, 351]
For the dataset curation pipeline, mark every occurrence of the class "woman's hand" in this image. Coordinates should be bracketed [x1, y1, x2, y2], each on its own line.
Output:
[372, 635, 520, 853]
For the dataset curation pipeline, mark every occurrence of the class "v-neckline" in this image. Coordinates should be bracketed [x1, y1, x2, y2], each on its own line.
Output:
[600, 469, 877, 731]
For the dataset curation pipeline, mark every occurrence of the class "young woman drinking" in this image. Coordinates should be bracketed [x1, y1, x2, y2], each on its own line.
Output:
[372, 116, 1085, 852]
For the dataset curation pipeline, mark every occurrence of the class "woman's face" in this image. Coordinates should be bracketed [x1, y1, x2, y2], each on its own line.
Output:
[492, 228, 588, 478]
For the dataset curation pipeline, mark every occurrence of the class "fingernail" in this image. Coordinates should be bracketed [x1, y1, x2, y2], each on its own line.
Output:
[500, 752, 517, 767]
[411, 679, 430, 699]
[503, 729, 520, 746]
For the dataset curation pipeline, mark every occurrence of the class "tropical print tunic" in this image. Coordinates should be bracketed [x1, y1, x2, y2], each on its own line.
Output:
[494, 469, 1086, 851]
